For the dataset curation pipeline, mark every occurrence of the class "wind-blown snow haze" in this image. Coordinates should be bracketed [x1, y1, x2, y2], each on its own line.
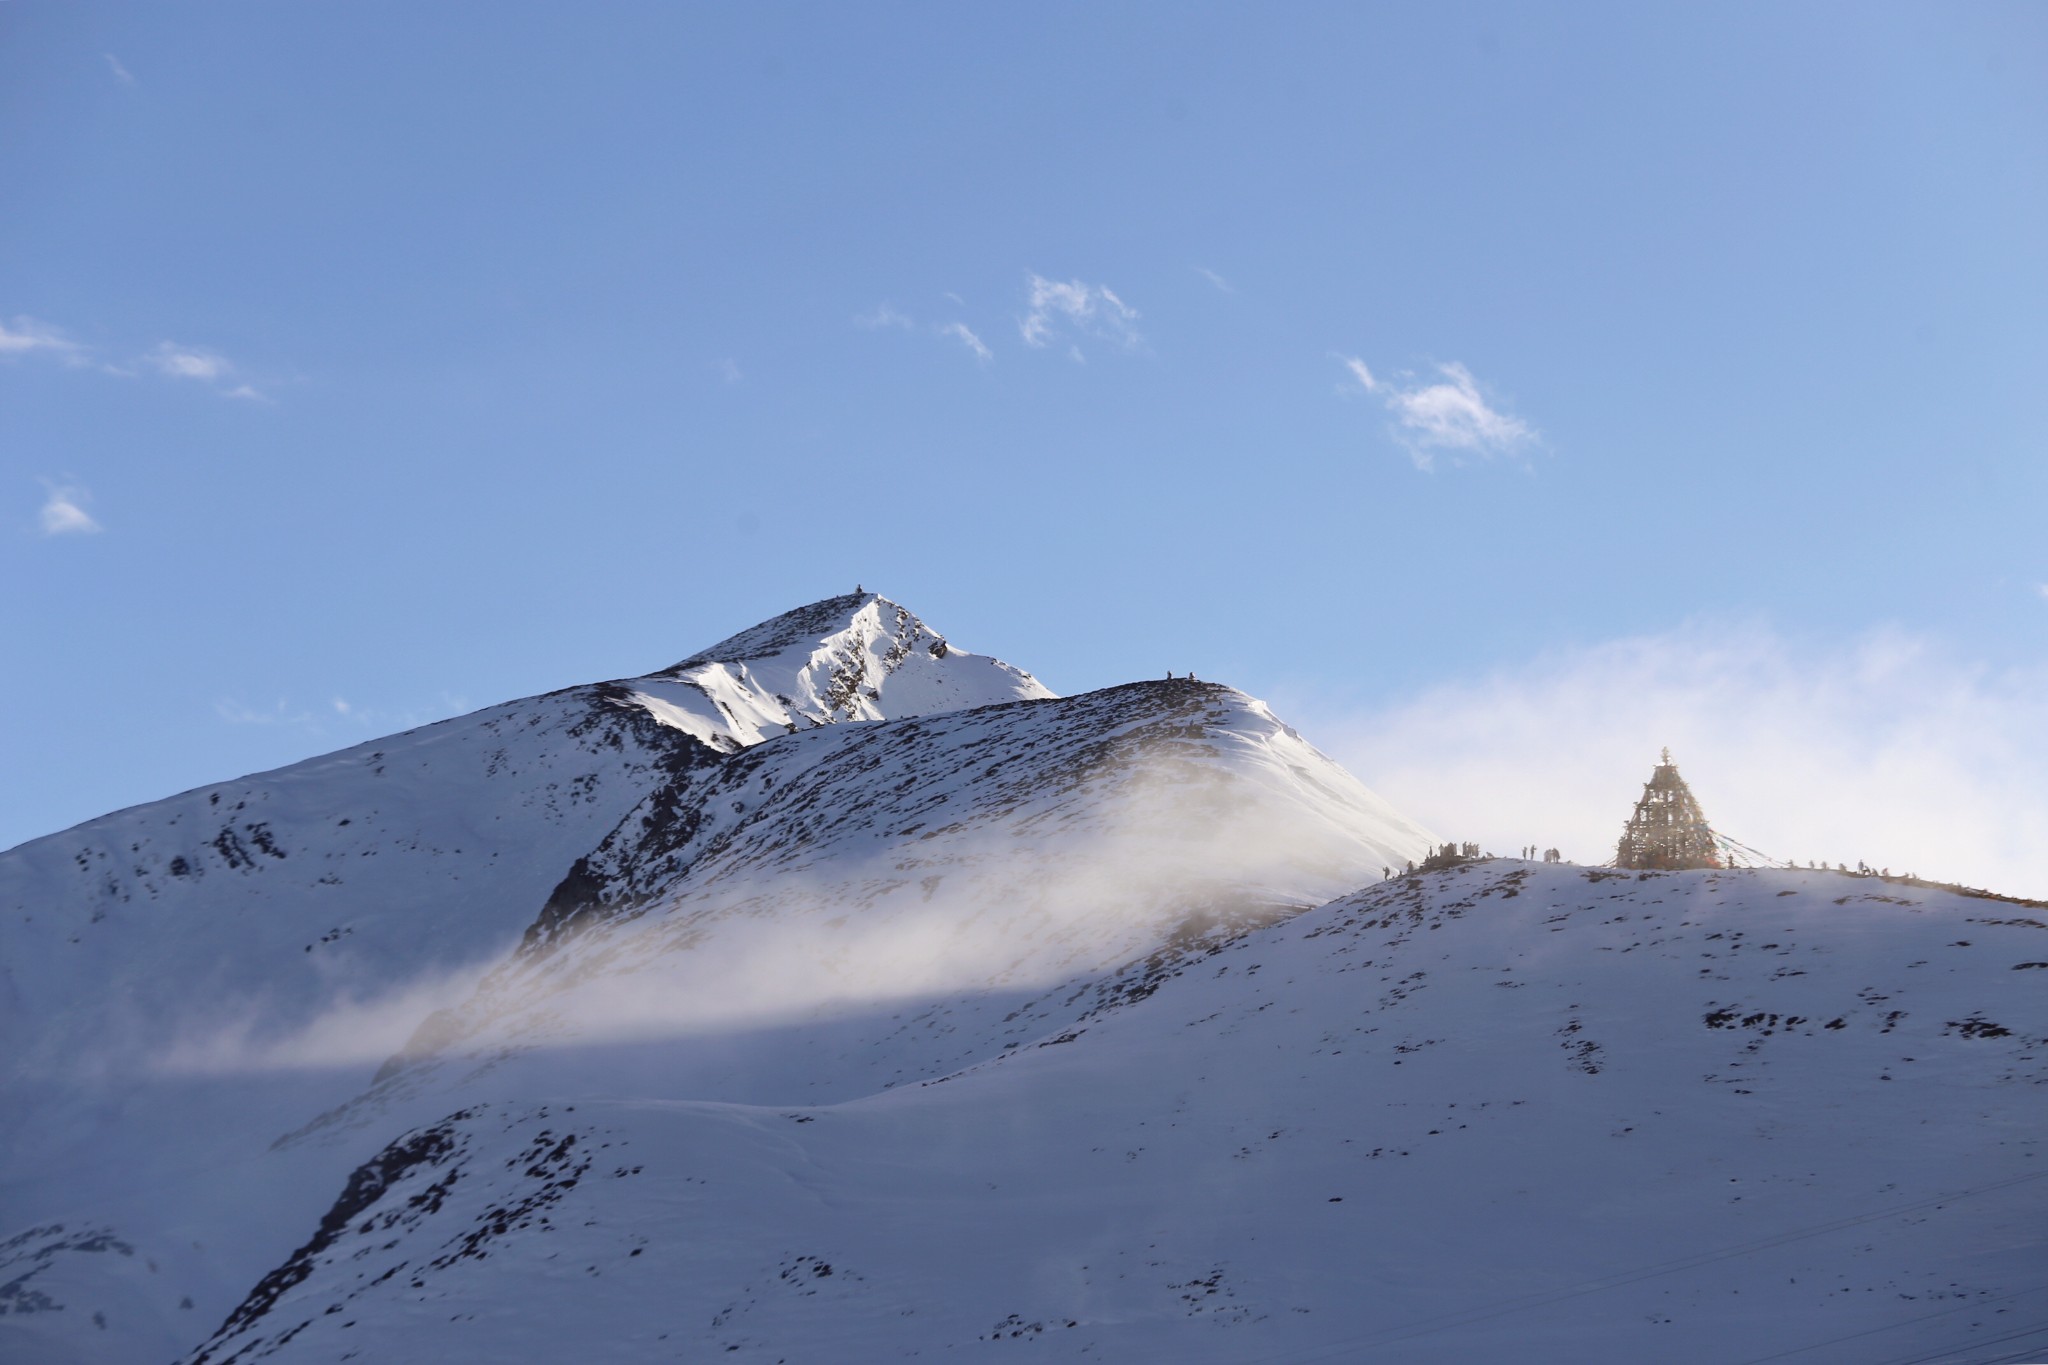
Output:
[1311, 621, 2048, 899]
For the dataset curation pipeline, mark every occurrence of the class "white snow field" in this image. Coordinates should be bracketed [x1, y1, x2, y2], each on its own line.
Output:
[0, 594, 1063, 1362]
[4, 595, 2042, 1364]
[1, 593, 1048, 1085]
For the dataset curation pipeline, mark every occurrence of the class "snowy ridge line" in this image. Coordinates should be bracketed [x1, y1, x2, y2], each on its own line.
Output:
[508, 675, 1419, 960]
[0, 682, 712, 1085]
[510, 677, 1238, 951]
[660, 591, 898, 672]
[369, 675, 1432, 1084]
[1603, 842, 2048, 913]
[618, 591, 1053, 751]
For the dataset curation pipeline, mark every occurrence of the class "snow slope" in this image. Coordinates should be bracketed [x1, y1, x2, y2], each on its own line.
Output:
[623, 591, 1053, 749]
[327, 677, 1436, 1114]
[0, 592, 1043, 1087]
[12, 590, 2036, 1365]
[177, 863, 2048, 1365]
[0, 593, 1062, 1364]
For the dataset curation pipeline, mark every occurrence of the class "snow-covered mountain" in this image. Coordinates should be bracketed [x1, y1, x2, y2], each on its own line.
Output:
[0, 593, 1074, 1362]
[4, 594, 2040, 1365]
[0, 593, 1046, 1082]
[346, 673, 1432, 1117]
[631, 591, 1054, 746]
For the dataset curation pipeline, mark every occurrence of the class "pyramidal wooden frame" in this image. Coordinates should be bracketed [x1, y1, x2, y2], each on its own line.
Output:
[1614, 748, 1724, 870]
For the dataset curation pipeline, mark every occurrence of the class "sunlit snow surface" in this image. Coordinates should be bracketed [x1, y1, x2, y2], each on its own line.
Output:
[625, 591, 1053, 749]
[0, 594, 1043, 1085]
[0, 593, 1071, 1363]
[191, 866, 2047, 1365]
[2, 594, 2041, 1365]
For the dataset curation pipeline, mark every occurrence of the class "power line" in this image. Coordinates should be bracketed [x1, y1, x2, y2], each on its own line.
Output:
[1713, 831, 1792, 869]
[1730, 1285, 2048, 1365]
[1864, 1315, 2048, 1365]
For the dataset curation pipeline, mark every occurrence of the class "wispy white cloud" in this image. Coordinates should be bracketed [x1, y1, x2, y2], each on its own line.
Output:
[215, 698, 311, 727]
[1020, 274, 1143, 357]
[1194, 266, 1234, 294]
[103, 53, 135, 85]
[6, 318, 274, 397]
[857, 303, 995, 364]
[148, 342, 230, 381]
[713, 358, 742, 385]
[38, 483, 101, 536]
[147, 341, 267, 399]
[1385, 362, 1533, 463]
[1294, 621, 2048, 900]
[1, 317, 86, 363]
[939, 322, 992, 363]
[855, 304, 916, 331]
[1338, 354, 1535, 470]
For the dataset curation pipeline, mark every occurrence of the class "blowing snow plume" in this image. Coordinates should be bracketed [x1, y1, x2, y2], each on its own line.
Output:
[146, 948, 512, 1077]
[0, 590, 1062, 1086]
[373, 679, 1435, 1081]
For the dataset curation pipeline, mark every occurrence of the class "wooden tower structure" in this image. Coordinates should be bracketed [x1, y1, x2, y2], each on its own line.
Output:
[1614, 748, 1723, 870]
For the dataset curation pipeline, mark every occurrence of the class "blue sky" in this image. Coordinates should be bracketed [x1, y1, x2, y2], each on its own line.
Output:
[5, 3, 2046, 884]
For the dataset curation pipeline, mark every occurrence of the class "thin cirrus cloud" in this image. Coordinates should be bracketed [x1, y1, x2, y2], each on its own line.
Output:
[1194, 266, 1234, 295]
[148, 342, 232, 381]
[104, 53, 135, 85]
[938, 322, 992, 363]
[853, 277, 1137, 365]
[855, 304, 916, 331]
[148, 341, 264, 400]
[1019, 274, 1142, 358]
[855, 304, 993, 363]
[1339, 354, 1536, 471]
[1, 317, 87, 364]
[37, 483, 102, 536]
[3, 314, 267, 398]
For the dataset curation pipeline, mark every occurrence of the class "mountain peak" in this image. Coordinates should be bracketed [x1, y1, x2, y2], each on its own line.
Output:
[619, 591, 1053, 751]
[663, 590, 893, 672]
